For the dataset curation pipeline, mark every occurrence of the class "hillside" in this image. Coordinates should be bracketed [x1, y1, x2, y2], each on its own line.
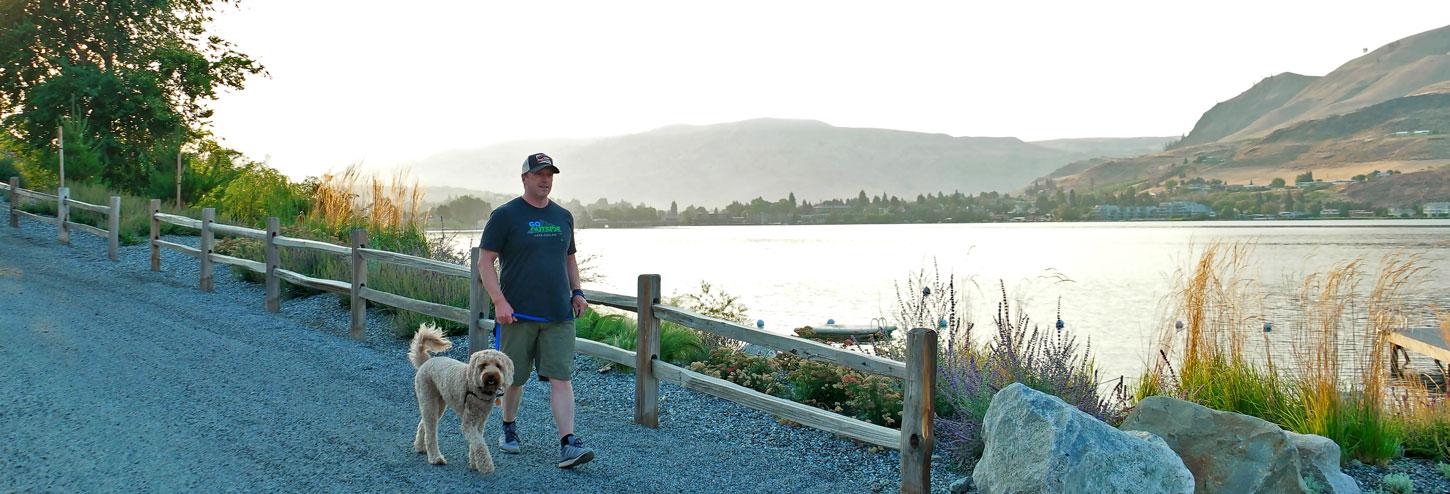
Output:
[1177, 73, 1318, 147]
[1043, 24, 1450, 202]
[1181, 24, 1450, 145]
[409, 119, 1089, 207]
[1343, 166, 1450, 208]
[1048, 92, 1450, 192]
[1028, 137, 1177, 159]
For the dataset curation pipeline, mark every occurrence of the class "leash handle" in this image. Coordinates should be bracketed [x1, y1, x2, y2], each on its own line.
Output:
[493, 312, 550, 349]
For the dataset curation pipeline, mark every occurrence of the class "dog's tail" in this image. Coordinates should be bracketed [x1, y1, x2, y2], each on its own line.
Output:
[408, 323, 453, 368]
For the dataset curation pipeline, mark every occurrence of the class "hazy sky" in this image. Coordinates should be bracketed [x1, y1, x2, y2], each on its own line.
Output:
[206, 1, 1450, 180]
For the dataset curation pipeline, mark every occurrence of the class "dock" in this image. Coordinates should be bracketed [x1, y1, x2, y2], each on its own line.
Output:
[1389, 327, 1450, 377]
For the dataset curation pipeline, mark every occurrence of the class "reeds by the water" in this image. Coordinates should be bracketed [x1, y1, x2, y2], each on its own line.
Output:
[1142, 242, 1447, 463]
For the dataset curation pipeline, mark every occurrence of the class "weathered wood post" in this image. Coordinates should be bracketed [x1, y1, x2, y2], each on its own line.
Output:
[264, 217, 281, 313]
[349, 228, 368, 340]
[900, 327, 938, 494]
[635, 274, 662, 428]
[8, 177, 18, 228]
[149, 199, 160, 271]
[199, 208, 215, 292]
[56, 186, 69, 244]
[468, 246, 487, 355]
[106, 196, 121, 261]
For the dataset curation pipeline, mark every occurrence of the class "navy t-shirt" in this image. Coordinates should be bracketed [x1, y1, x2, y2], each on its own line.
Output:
[480, 197, 577, 321]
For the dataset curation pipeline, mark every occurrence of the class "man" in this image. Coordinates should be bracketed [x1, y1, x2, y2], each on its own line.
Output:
[478, 152, 594, 468]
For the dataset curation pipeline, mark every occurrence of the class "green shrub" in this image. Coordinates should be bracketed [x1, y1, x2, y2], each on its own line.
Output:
[1382, 472, 1413, 494]
[1439, 462, 1450, 480]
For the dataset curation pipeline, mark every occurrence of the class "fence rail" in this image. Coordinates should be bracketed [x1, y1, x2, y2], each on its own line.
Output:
[6, 177, 122, 260]
[5, 183, 938, 493]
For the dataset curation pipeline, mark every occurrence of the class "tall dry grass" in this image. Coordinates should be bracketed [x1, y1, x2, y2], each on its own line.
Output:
[1141, 242, 1447, 463]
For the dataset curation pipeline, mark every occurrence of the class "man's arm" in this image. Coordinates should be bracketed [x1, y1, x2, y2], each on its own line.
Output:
[567, 254, 586, 317]
[479, 249, 515, 324]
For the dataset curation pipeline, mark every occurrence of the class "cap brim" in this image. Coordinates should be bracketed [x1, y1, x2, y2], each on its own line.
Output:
[527, 165, 561, 174]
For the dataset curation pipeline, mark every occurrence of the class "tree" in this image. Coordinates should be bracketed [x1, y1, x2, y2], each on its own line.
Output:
[0, 0, 264, 192]
[1270, 177, 1286, 188]
[1294, 170, 1315, 183]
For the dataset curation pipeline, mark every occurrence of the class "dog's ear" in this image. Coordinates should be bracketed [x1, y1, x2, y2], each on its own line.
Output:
[466, 352, 487, 389]
[497, 351, 515, 387]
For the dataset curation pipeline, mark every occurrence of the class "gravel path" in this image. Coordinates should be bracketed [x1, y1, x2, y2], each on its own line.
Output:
[0, 204, 954, 493]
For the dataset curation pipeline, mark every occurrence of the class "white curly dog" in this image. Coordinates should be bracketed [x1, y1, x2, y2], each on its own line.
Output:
[408, 323, 514, 473]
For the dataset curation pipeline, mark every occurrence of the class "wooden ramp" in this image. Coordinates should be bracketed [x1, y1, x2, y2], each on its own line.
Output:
[1389, 327, 1450, 376]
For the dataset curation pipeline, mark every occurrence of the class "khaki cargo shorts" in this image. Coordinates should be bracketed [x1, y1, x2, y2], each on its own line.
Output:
[498, 320, 575, 386]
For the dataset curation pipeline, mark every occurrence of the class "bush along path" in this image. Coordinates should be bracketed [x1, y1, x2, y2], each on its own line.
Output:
[0, 206, 954, 493]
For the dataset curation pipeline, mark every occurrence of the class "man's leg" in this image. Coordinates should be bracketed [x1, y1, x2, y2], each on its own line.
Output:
[503, 385, 525, 422]
[548, 378, 575, 438]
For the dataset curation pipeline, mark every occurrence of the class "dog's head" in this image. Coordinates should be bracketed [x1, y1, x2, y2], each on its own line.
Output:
[467, 349, 514, 395]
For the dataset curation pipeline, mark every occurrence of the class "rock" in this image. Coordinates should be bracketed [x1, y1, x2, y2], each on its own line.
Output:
[1285, 431, 1361, 494]
[1120, 396, 1308, 493]
[948, 476, 972, 494]
[972, 383, 1194, 494]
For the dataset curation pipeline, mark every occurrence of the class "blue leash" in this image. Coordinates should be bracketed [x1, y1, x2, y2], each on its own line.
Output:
[493, 312, 548, 349]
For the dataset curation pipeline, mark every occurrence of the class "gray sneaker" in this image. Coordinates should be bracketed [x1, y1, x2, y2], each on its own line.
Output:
[498, 421, 520, 454]
[557, 435, 595, 468]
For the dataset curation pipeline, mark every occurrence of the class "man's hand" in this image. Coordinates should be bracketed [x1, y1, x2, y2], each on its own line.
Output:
[571, 293, 588, 318]
[494, 300, 517, 324]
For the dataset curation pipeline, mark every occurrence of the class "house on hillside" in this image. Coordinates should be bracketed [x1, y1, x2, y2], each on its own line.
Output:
[1425, 202, 1450, 218]
[1388, 207, 1416, 218]
[1159, 201, 1213, 219]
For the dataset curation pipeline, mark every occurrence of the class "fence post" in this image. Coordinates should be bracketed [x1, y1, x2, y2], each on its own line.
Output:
[56, 186, 69, 244]
[199, 208, 215, 291]
[635, 274, 662, 428]
[8, 177, 17, 227]
[106, 196, 120, 261]
[900, 327, 938, 494]
[349, 228, 368, 340]
[149, 199, 160, 271]
[264, 217, 281, 313]
[468, 246, 486, 355]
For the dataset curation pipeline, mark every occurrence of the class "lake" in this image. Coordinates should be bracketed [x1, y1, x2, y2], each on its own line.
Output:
[443, 220, 1450, 381]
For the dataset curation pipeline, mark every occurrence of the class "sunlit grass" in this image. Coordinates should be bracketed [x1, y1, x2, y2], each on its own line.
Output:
[1141, 242, 1448, 463]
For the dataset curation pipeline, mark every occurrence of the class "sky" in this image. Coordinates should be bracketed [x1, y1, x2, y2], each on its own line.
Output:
[205, 0, 1450, 181]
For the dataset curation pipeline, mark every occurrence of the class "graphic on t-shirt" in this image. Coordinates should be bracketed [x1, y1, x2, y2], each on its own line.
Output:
[527, 220, 565, 239]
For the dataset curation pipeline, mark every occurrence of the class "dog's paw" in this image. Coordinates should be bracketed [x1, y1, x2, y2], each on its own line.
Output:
[429, 455, 448, 465]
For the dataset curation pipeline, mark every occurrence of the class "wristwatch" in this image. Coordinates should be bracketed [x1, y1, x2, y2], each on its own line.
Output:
[572, 289, 586, 300]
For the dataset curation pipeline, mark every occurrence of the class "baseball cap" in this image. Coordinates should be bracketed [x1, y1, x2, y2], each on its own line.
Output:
[522, 153, 560, 174]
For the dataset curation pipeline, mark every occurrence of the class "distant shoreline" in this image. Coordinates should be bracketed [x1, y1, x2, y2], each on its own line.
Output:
[427, 218, 1450, 234]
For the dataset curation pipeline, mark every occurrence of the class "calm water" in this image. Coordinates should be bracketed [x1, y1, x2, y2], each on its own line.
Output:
[444, 220, 1450, 380]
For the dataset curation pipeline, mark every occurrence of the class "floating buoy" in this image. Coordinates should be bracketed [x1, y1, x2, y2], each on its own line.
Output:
[1263, 322, 1273, 333]
[922, 287, 931, 297]
[755, 319, 765, 329]
[1056, 319, 1065, 331]
[826, 318, 835, 325]
[938, 318, 948, 329]
[1175, 320, 1184, 332]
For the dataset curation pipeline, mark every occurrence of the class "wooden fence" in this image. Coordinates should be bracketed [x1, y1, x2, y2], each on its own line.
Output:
[4, 184, 939, 492]
[4, 177, 122, 260]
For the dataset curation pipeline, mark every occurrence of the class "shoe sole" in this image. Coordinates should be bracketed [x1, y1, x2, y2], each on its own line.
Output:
[499, 440, 520, 454]
[557, 450, 594, 468]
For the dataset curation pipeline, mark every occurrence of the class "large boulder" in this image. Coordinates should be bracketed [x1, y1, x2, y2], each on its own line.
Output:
[972, 383, 1194, 494]
[1120, 396, 1308, 493]
[1285, 431, 1361, 494]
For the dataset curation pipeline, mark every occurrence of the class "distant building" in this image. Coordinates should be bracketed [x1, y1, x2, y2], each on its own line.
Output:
[1158, 201, 1213, 219]
[1425, 202, 1450, 218]
[1388, 207, 1416, 218]
[1320, 208, 1341, 217]
[1091, 205, 1119, 221]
